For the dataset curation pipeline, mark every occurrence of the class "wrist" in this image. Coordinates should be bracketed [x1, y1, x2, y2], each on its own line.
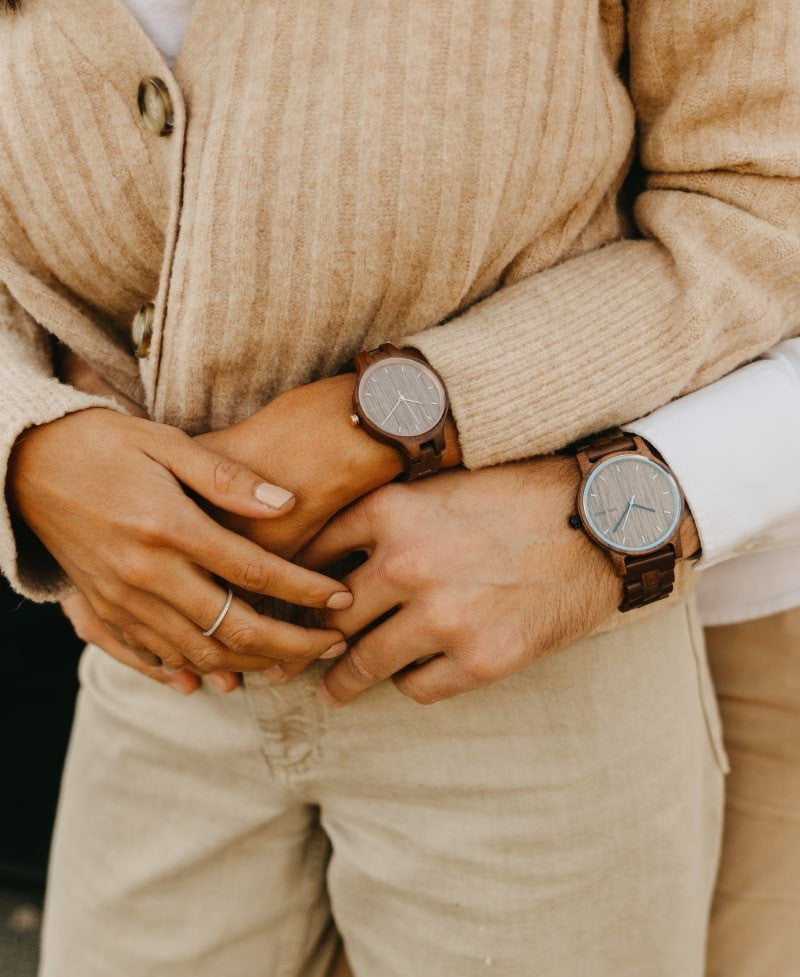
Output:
[679, 510, 701, 561]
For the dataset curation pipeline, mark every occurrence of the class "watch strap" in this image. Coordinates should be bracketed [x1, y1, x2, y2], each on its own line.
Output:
[618, 548, 677, 612]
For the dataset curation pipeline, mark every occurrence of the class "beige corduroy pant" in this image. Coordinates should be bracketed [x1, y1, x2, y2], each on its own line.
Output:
[40, 600, 725, 977]
[705, 608, 800, 977]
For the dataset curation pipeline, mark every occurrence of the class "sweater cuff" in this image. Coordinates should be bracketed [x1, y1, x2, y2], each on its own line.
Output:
[408, 239, 681, 469]
[1, 376, 124, 602]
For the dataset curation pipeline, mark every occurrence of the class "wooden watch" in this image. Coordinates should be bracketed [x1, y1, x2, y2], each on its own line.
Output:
[570, 429, 688, 612]
[348, 344, 449, 480]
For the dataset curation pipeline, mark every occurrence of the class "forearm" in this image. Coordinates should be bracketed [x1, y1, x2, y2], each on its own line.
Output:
[409, 0, 800, 468]
[196, 371, 462, 559]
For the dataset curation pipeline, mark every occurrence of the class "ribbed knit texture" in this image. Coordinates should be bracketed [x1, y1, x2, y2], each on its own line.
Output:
[1, 0, 800, 600]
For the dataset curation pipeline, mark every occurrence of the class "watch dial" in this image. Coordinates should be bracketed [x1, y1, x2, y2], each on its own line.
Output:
[582, 455, 682, 554]
[358, 357, 447, 437]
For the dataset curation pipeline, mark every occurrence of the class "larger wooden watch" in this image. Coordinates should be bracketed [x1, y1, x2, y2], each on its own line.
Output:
[348, 344, 449, 480]
[570, 429, 688, 612]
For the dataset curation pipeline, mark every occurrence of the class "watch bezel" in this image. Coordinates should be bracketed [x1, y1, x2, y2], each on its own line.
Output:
[354, 354, 447, 444]
[577, 453, 684, 556]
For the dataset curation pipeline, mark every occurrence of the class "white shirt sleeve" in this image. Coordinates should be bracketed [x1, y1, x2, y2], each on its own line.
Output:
[626, 338, 800, 569]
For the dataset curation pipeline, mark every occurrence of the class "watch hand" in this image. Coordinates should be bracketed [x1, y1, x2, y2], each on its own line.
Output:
[613, 497, 634, 533]
[383, 397, 402, 425]
[632, 503, 656, 513]
[618, 495, 636, 534]
[402, 398, 424, 406]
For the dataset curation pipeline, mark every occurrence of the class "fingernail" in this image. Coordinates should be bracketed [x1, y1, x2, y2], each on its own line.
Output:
[208, 673, 233, 692]
[264, 664, 286, 682]
[321, 640, 347, 659]
[162, 663, 182, 674]
[254, 482, 294, 510]
[316, 684, 341, 707]
[167, 675, 197, 695]
[326, 591, 354, 610]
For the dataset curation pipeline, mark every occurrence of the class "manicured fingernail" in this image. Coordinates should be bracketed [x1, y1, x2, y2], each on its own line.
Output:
[208, 673, 233, 692]
[326, 591, 354, 610]
[254, 482, 294, 510]
[316, 684, 341, 707]
[264, 665, 286, 682]
[321, 640, 347, 659]
[167, 675, 197, 695]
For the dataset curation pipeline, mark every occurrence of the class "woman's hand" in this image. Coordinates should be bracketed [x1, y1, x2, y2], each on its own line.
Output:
[297, 457, 624, 705]
[55, 351, 244, 689]
[60, 592, 242, 695]
[197, 373, 461, 560]
[10, 408, 350, 674]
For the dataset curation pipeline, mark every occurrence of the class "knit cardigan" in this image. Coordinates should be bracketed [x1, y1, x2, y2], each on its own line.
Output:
[1, 0, 800, 601]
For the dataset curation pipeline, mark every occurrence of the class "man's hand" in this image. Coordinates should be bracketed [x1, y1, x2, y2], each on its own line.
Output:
[297, 457, 625, 706]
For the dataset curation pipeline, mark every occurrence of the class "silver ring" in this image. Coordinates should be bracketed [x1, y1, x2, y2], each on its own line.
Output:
[202, 587, 234, 637]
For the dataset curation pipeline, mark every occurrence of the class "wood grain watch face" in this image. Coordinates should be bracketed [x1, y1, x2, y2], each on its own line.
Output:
[358, 357, 447, 437]
[582, 455, 682, 554]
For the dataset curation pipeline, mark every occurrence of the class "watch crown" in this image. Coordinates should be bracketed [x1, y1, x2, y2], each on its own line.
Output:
[568, 514, 582, 530]
[350, 413, 360, 427]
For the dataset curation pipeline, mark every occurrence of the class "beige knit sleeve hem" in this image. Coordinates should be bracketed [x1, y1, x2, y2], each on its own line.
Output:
[0, 286, 125, 602]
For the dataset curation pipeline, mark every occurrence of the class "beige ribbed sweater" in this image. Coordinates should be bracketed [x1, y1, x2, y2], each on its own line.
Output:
[1, 0, 800, 601]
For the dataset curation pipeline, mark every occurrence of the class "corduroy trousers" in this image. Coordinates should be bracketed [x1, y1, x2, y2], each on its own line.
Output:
[40, 599, 725, 977]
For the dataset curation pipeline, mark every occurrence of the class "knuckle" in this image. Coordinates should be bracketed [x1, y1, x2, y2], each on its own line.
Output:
[133, 512, 174, 548]
[427, 599, 461, 641]
[239, 559, 274, 594]
[212, 458, 245, 496]
[376, 548, 413, 588]
[118, 624, 151, 653]
[222, 624, 259, 654]
[93, 575, 128, 607]
[344, 648, 382, 685]
[460, 653, 497, 686]
[396, 673, 437, 706]
[406, 542, 436, 585]
[188, 644, 226, 674]
[114, 552, 153, 589]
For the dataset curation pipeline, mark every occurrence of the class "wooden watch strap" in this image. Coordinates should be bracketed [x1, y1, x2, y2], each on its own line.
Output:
[406, 442, 443, 480]
[573, 430, 639, 466]
[619, 547, 677, 612]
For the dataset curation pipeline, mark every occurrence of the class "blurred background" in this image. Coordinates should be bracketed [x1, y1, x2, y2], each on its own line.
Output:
[1, 580, 82, 976]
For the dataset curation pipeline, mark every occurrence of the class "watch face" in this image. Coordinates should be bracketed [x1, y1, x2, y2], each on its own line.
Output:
[358, 357, 447, 437]
[581, 454, 682, 554]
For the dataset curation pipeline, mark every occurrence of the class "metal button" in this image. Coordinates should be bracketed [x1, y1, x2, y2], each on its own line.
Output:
[131, 303, 155, 358]
[137, 77, 174, 136]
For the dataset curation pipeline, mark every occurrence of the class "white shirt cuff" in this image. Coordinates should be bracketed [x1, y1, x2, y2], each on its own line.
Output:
[626, 339, 800, 569]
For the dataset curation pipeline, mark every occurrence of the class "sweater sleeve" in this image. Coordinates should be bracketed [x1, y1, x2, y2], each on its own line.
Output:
[409, 0, 800, 469]
[0, 284, 124, 602]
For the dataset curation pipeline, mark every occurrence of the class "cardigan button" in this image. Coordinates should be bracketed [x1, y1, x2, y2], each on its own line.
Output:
[137, 77, 174, 136]
[131, 303, 155, 358]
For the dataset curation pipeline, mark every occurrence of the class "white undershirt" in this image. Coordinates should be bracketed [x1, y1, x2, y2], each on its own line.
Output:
[120, 0, 194, 67]
[121, 0, 799, 628]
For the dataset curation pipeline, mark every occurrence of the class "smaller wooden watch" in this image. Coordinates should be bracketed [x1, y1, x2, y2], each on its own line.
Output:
[348, 343, 449, 480]
[570, 429, 688, 612]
